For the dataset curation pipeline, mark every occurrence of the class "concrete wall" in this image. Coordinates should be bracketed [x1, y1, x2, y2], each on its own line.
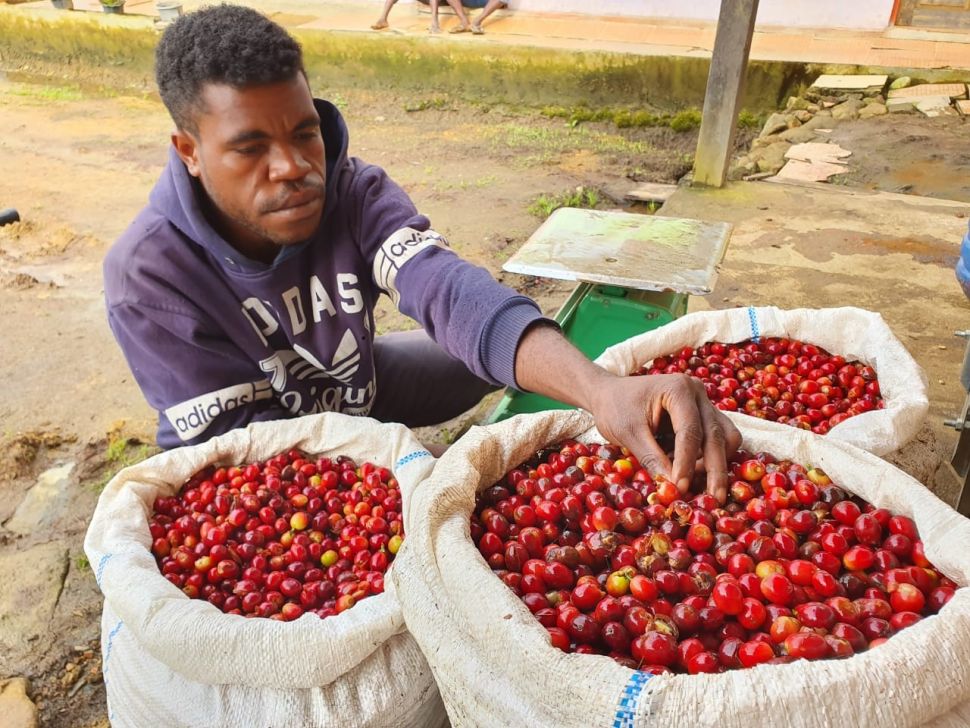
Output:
[502, 0, 895, 30]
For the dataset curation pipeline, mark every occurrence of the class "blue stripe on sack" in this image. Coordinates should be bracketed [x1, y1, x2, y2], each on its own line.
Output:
[747, 306, 761, 343]
[103, 620, 124, 675]
[395, 450, 432, 469]
[95, 553, 112, 587]
[612, 671, 654, 728]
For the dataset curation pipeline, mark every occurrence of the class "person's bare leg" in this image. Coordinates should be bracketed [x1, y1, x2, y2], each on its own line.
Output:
[429, 0, 441, 32]
[445, 0, 472, 32]
[471, 0, 505, 33]
[371, 0, 397, 30]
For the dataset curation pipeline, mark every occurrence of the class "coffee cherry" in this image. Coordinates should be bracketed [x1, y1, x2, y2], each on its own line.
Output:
[150, 449, 402, 622]
[471, 440, 948, 675]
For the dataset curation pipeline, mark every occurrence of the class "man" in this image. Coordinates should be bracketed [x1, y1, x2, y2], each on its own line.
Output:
[470, 0, 507, 34]
[372, 0, 473, 34]
[104, 5, 740, 500]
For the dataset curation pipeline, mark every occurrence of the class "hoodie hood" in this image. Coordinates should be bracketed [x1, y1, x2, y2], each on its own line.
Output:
[148, 98, 350, 274]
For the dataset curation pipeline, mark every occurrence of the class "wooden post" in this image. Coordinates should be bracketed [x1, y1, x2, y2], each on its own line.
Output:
[693, 0, 760, 188]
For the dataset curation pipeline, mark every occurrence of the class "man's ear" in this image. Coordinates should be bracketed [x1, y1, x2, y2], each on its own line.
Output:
[172, 129, 202, 178]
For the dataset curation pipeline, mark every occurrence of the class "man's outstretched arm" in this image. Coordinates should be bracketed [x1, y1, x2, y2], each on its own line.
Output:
[514, 322, 742, 502]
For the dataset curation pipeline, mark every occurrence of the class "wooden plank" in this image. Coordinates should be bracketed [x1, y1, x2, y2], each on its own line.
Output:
[692, 0, 759, 188]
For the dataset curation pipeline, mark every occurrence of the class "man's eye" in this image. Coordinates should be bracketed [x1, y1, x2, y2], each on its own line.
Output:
[236, 146, 262, 156]
[297, 132, 319, 141]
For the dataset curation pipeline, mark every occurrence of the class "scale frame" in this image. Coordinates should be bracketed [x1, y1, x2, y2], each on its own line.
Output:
[501, 207, 733, 296]
[486, 207, 733, 423]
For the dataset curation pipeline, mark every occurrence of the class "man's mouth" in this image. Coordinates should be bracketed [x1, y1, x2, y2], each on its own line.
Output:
[271, 190, 323, 213]
[266, 189, 324, 220]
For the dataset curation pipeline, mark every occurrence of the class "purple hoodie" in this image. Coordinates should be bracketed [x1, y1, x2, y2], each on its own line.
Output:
[104, 100, 545, 448]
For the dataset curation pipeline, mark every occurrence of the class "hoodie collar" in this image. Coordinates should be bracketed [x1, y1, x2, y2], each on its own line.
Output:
[149, 98, 350, 274]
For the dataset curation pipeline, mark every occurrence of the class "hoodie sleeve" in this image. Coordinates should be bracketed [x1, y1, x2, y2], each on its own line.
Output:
[350, 160, 552, 388]
[107, 301, 290, 449]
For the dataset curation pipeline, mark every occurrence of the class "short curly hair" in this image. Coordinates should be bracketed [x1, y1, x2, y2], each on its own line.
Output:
[155, 4, 305, 133]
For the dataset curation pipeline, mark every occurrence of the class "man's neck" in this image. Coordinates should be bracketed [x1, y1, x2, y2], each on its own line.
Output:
[196, 181, 280, 265]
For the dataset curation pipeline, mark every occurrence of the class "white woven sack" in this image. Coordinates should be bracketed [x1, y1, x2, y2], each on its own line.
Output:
[393, 409, 970, 728]
[84, 412, 446, 728]
[594, 306, 929, 456]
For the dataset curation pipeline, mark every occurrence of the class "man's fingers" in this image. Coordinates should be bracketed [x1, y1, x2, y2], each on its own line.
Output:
[666, 381, 704, 494]
[624, 426, 673, 485]
[696, 397, 731, 502]
[721, 412, 743, 454]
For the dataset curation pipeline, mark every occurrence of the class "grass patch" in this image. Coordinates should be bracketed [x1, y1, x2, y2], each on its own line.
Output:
[669, 108, 702, 132]
[493, 123, 651, 165]
[91, 435, 155, 493]
[737, 109, 764, 129]
[433, 174, 498, 193]
[1, 82, 84, 103]
[528, 186, 602, 219]
[404, 96, 451, 113]
[75, 554, 90, 571]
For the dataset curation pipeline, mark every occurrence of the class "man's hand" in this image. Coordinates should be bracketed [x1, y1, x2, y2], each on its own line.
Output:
[586, 372, 741, 502]
[514, 323, 741, 501]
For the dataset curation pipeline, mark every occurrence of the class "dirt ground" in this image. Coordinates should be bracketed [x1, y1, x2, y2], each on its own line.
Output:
[1, 74, 968, 727]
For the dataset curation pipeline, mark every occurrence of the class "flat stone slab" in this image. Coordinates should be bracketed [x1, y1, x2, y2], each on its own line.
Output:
[4, 463, 74, 535]
[888, 98, 917, 113]
[812, 74, 888, 91]
[957, 100, 970, 116]
[624, 182, 678, 204]
[888, 83, 967, 100]
[785, 142, 852, 165]
[916, 96, 955, 117]
[775, 159, 848, 183]
[0, 678, 38, 728]
[0, 543, 68, 666]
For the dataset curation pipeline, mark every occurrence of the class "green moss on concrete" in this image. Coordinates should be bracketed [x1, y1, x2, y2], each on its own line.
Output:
[0, 10, 156, 78]
[16, 10, 950, 116]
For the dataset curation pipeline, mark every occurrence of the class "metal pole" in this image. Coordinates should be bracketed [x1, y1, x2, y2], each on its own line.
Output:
[692, 0, 760, 188]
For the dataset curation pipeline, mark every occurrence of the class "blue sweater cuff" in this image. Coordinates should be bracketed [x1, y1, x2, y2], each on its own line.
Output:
[480, 299, 558, 390]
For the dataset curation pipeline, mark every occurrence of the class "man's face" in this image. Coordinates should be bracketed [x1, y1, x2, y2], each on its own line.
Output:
[173, 74, 327, 262]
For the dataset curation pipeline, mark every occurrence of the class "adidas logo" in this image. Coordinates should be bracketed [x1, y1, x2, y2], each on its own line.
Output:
[293, 329, 361, 384]
[165, 380, 274, 441]
[259, 329, 362, 391]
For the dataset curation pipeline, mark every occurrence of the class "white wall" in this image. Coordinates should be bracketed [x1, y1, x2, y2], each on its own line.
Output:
[505, 0, 895, 31]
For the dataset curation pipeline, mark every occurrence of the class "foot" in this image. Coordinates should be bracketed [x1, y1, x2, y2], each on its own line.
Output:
[429, 23, 441, 33]
[470, 23, 483, 34]
[371, 19, 389, 30]
[449, 23, 470, 33]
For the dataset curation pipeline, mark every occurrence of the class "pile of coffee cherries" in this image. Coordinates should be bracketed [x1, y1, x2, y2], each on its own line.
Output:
[633, 338, 883, 435]
[472, 441, 954, 674]
[150, 449, 402, 621]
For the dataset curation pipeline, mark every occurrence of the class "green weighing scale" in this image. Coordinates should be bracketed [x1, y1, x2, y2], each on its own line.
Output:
[487, 207, 733, 422]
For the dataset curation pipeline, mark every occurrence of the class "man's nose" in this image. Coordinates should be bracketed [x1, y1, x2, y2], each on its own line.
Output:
[268, 143, 311, 182]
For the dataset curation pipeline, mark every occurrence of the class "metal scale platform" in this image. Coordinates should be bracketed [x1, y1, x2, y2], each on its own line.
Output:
[488, 207, 733, 422]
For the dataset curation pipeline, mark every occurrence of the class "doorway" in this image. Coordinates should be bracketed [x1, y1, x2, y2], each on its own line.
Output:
[896, 0, 970, 29]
